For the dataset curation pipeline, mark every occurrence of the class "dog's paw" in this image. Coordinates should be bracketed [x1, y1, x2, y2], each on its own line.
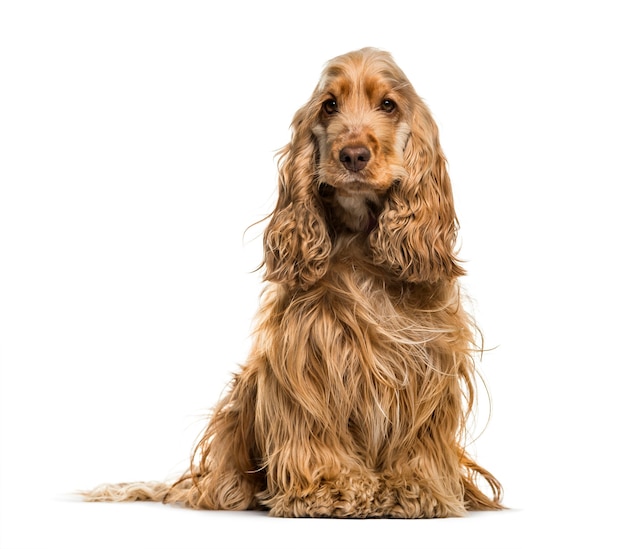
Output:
[263, 471, 381, 518]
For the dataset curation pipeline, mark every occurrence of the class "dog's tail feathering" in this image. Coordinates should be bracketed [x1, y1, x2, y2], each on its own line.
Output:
[82, 478, 205, 506]
[82, 481, 174, 504]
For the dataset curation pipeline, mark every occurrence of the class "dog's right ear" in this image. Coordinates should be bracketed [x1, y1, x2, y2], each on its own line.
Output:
[263, 105, 331, 290]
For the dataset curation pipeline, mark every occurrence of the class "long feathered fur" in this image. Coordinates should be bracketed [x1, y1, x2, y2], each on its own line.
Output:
[83, 48, 503, 517]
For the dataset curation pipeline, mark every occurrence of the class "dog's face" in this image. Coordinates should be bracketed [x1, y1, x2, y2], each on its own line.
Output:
[266, 48, 461, 286]
[309, 51, 417, 231]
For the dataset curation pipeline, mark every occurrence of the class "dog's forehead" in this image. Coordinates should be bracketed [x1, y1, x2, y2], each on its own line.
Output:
[319, 59, 401, 100]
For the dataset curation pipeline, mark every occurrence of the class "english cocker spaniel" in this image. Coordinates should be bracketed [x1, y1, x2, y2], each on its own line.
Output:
[85, 48, 503, 518]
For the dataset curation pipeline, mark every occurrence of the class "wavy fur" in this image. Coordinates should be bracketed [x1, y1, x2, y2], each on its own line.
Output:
[83, 48, 502, 517]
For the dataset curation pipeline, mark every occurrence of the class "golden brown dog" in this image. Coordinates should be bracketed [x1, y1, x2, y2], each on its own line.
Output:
[85, 48, 502, 518]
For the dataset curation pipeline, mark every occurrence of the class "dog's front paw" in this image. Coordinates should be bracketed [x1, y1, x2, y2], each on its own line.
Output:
[376, 472, 466, 518]
[262, 471, 381, 518]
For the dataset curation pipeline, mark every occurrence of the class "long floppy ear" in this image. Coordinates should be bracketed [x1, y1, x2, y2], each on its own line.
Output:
[370, 101, 465, 283]
[263, 105, 331, 290]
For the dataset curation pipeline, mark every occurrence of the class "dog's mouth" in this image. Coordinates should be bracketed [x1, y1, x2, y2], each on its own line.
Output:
[319, 181, 386, 233]
[325, 171, 396, 192]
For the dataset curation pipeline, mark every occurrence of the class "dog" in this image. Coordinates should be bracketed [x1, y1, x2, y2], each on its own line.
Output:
[84, 48, 503, 518]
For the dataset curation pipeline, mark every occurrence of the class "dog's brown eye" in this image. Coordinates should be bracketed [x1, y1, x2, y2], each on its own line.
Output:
[323, 99, 339, 115]
[380, 99, 396, 113]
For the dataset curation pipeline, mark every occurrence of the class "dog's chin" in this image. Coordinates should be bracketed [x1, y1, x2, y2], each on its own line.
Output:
[325, 173, 395, 197]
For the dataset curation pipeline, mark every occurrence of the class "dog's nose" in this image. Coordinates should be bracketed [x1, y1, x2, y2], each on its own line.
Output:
[339, 146, 371, 172]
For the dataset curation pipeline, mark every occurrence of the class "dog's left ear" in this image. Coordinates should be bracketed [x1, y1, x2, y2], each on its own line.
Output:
[370, 101, 465, 283]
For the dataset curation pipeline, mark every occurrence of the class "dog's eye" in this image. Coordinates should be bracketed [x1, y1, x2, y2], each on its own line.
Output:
[323, 99, 339, 115]
[380, 99, 396, 113]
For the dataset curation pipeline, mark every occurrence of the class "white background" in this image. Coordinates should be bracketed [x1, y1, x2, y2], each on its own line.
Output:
[1, 1, 624, 548]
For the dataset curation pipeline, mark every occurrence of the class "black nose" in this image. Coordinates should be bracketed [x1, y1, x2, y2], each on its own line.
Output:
[339, 146, 371, 172]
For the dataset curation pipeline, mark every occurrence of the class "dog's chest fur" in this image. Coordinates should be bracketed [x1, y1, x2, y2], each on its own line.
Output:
[261, 251, 449, 466]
